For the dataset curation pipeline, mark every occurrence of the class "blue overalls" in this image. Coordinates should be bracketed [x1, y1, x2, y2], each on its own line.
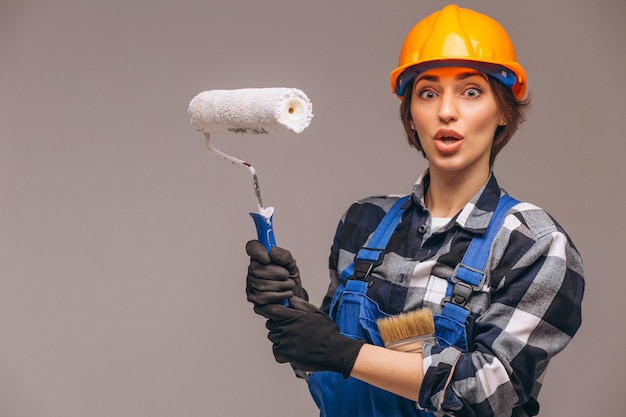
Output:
[307, 195, 519, 417]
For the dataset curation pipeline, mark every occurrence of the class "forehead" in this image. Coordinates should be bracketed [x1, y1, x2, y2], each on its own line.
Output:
[415, 66, 488, 82]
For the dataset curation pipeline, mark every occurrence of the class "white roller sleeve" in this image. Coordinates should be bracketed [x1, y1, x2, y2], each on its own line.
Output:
[188, 88, 313, 134]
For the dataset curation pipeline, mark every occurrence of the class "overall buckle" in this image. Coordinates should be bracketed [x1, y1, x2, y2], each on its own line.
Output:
[441, 263, 486, 309]
[351, 247, 385, 282]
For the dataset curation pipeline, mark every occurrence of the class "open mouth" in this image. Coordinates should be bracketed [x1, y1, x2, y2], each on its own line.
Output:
[440, 136, 459, 144]
[434, 129, 463, 141]
[433, 129, 464, 153]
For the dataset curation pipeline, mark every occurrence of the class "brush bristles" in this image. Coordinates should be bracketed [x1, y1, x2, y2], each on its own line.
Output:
[377, 308, 435, 345]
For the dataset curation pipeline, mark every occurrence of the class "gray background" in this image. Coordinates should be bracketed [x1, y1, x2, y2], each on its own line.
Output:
[1, 0, 624, 416]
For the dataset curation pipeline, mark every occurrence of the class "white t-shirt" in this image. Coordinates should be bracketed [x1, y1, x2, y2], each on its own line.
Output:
[431, 217, 451, 233]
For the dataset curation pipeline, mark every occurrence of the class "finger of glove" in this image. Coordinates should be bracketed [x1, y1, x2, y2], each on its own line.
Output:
[246, 261, 296, 306]
[246, 240, 270, 264]
[247, 289, 294, 306]
[266, 314, 333, 371]
[288, 361, 319, 372]
[255, 304, 304, 321]
[268, 246, 298, 275]
[266, 247, 305, 299]
[271, 345, 313, 369]
[248, 261, 291, 282]
[247, 271, 295, 293]
[267, 312, 365, 378]
[288, 296, 321, 313]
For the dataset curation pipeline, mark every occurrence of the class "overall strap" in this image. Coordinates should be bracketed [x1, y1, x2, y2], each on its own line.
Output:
[441, 195, 520, 321]
[329, 196, 410, 316]
[340, 195, 411, 283]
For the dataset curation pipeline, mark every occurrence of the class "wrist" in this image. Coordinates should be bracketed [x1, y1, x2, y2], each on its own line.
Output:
[338, 338, 367, 379]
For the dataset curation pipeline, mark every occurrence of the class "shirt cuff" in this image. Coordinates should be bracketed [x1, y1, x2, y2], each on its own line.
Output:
[418, 343, 464, 412]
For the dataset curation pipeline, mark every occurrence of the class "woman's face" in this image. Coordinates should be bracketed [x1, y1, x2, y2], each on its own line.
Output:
[410, 66, 504, 178]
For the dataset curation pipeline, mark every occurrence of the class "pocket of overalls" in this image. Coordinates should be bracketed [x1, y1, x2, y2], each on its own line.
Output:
[333, 281, 389, 346]
[433, 313, 469, 351]
[308, 280, 394, 417]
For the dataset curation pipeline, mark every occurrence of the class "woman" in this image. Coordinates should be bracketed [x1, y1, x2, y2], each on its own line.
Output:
[246, 4, 584, 416]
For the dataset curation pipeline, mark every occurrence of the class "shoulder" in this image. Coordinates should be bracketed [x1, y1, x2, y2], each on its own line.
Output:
[492, 199, 583, 278]
[348, 194, 408, 211]
[504, 200, 576, 246]
[341, 194, 408, 226]
[336, 194, 408, 250]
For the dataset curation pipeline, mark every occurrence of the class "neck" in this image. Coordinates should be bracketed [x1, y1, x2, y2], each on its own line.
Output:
[425, 168, 490, 218]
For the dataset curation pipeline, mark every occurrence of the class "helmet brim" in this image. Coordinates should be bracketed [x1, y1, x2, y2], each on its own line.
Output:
[393, 59, 524, 99]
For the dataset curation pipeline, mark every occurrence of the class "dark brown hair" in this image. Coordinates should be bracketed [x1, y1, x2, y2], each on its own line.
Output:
[399, 75, 532, 166]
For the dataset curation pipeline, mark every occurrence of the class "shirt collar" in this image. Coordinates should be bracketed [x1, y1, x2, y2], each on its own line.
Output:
[410, 169, 505, 234]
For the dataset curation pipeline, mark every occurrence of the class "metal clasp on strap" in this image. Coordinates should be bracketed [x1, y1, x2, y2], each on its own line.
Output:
[351, 247, 385, 282]
[441, 263, 486, 309]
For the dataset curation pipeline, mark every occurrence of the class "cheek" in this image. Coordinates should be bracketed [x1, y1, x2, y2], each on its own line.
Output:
[411, 118, 428, 141]
[410, 106, 429, 134]
[483, 114, 502, 137]
[466, 104, 501, 135]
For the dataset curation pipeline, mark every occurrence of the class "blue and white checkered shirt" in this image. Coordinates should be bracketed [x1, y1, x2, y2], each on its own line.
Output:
[320, 170, 584, 417]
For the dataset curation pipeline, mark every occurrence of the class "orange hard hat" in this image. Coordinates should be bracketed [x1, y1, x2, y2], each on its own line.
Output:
[390, 4, 526, 99]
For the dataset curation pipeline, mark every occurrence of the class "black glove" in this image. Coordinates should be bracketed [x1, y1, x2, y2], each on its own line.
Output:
[246, 240, 307, 307]
[257, 296, 366, 379]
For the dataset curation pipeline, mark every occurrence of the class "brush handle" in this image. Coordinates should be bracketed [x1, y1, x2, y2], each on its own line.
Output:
[250, 209, 289, 307]
[384, 334, 434, 353]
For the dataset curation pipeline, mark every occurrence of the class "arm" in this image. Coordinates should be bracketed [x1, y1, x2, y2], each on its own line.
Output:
[324, 199, 427, 399]
[263, 199, 428, 399]
[351, 344, 424, 401]
[261, 295, 428, 398]
[419, 209, 585, 416]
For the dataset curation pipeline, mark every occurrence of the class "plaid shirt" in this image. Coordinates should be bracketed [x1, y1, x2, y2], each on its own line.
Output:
[320, 171, 584, 417]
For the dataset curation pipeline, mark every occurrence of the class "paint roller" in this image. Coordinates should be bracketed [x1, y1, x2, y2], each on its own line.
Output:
[187, 87, 313, 252]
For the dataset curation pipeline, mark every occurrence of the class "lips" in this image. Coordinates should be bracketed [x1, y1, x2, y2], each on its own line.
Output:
[433, 129, 464, 153]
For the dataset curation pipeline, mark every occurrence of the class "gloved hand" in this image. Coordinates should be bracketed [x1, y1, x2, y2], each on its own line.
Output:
[246, 240, 308, 307]
[257, 296, 366, 379]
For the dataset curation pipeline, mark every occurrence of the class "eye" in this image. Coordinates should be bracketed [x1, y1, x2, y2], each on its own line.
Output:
[463, 87, 483, 98]
[417, 89, 437, 100]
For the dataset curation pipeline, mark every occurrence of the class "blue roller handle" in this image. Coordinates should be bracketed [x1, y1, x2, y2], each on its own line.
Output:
[250, 209, 289, 307]
[250, 210, 276, 252]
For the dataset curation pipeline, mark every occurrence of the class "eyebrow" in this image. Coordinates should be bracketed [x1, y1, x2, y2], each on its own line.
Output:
[416, 70, 488, 83]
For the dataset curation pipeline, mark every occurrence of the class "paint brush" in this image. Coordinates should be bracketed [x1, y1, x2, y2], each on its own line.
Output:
[377, 309, 435, 353]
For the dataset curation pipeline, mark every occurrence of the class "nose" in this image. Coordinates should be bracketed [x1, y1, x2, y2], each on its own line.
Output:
[437, 90, 458, 123]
